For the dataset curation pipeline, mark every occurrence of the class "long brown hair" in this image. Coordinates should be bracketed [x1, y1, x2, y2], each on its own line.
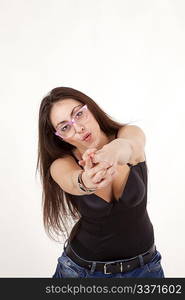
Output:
[35, 87, 131, 243]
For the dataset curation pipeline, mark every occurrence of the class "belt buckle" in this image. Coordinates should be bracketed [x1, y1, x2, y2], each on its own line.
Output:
[104, 262, 123, 274]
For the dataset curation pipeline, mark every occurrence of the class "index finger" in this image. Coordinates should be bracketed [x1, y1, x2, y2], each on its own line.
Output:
[89, 161, 112, 176]
[82, 148, 97, 161]
[84, 155, 93, 170]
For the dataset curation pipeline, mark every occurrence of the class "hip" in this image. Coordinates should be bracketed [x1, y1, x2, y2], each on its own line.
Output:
[52, 241, 165, 278]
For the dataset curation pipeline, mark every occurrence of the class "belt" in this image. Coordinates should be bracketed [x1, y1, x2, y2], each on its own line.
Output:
[64, 242, 156, 274]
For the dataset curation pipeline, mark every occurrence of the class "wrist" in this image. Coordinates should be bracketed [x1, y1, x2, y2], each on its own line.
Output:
[78, 171, 96, 193]
[110, 138, 133, 165]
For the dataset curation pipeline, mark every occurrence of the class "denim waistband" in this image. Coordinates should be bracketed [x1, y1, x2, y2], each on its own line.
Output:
[63, 238, 156, 274]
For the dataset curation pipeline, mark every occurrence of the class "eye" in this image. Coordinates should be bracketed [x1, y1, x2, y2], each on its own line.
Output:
[75, 110, 83, 118]
[61, 124, 71, 132]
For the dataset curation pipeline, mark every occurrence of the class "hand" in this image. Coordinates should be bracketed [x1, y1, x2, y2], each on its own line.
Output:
[82, 160, 117, 189]
[78, 148, 97, 168]
[91, 143, 119, 166]
[80, 149, 117, 189]
[91, 139, 132, 166]
[90, 163, 117, 188]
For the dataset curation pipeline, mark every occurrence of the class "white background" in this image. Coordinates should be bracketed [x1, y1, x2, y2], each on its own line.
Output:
[0, 0, 185, 277]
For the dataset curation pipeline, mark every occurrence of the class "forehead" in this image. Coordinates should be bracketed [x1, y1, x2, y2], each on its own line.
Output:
[50, 98, 82, 128]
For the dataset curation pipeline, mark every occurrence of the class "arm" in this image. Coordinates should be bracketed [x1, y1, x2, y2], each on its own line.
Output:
[50, 155, 116, 196]
[113, 124, 146, 165]
[92, 125, 146, 166]
[50, 156, 90, 195]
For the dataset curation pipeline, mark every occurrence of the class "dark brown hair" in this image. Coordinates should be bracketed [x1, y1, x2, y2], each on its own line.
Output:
[35, 87, 131, 243]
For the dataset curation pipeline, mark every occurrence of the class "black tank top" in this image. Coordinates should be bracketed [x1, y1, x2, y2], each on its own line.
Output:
[69, 140, 154, 261]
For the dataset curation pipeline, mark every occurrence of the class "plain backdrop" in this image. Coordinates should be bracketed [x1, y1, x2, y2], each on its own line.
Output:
[0, 0, 185, 277]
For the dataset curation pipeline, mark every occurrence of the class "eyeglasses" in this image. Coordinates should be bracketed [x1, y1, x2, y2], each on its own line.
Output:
[55, 104, 89, 139]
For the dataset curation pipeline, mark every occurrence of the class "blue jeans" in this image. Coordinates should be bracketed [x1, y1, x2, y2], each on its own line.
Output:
[52, 246, 165, 278]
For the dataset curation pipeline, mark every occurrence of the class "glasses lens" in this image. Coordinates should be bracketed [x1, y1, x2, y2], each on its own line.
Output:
[56, 106, 88, 138]
[74, 106, 88, 122]
[58, 123, 74, 138]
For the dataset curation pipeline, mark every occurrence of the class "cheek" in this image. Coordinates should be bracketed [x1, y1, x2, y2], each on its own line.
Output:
[63, 137, 75, 145]
[89, 117, 100, 130]
[94, 123, 101, 133]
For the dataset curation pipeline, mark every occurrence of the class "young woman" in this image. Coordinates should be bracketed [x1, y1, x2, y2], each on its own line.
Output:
[36, 86, 165, 278]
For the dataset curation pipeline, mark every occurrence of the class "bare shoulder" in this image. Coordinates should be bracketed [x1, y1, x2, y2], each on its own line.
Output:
[50, 154, 79, 174]
[117, 125, 146, 163]
[49, 154, 82, 194]
[117, 125, 146, 142]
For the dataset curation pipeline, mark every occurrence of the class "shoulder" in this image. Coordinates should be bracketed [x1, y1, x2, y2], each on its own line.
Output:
[117, 125, 146, 145]
[117, 125, 146, 162]
[50, 154, 77, 174]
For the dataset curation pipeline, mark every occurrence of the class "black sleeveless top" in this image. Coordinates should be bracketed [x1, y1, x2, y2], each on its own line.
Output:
[69, 139, 154, 261]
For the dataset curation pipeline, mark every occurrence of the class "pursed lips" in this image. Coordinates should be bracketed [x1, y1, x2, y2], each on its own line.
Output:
[82, 133, 91, 141]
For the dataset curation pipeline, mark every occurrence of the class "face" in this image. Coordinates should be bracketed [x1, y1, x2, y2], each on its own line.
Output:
[50, 98, 102, 151]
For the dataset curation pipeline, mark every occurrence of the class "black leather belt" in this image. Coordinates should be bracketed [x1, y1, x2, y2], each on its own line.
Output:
[64, 242, 156, 274]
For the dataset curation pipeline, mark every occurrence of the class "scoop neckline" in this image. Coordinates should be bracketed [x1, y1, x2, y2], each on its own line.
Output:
[87, 160, 146, 205]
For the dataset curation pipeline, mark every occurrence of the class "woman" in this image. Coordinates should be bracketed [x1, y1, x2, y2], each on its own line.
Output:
[36, 86, 165, 278]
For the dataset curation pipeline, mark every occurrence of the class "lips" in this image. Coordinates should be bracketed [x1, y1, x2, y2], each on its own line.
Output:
[82, 133, 91, 141]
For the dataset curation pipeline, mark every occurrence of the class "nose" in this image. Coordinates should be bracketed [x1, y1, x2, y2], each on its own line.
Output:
[73, 122, 85, 133]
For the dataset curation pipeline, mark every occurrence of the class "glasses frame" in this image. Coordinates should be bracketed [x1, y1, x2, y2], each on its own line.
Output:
[54, 104, 88, 139]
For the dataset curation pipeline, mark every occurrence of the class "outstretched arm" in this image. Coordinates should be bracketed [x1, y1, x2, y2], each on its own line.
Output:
[115, 125, 146, 164]
[79, 125, 146, 167]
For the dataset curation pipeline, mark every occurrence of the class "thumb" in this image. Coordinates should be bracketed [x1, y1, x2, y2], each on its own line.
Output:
[82, 148, 97, 161]
[78, 160, 85, 167]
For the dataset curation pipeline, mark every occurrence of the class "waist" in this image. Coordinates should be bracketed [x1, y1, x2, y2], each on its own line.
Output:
[72, 213, 154, 259]
[70, 231, 154, 260]
[64, 240, 157, 275]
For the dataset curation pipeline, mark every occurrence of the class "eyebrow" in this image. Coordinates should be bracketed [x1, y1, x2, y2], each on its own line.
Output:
[56, 104, 82, 128]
